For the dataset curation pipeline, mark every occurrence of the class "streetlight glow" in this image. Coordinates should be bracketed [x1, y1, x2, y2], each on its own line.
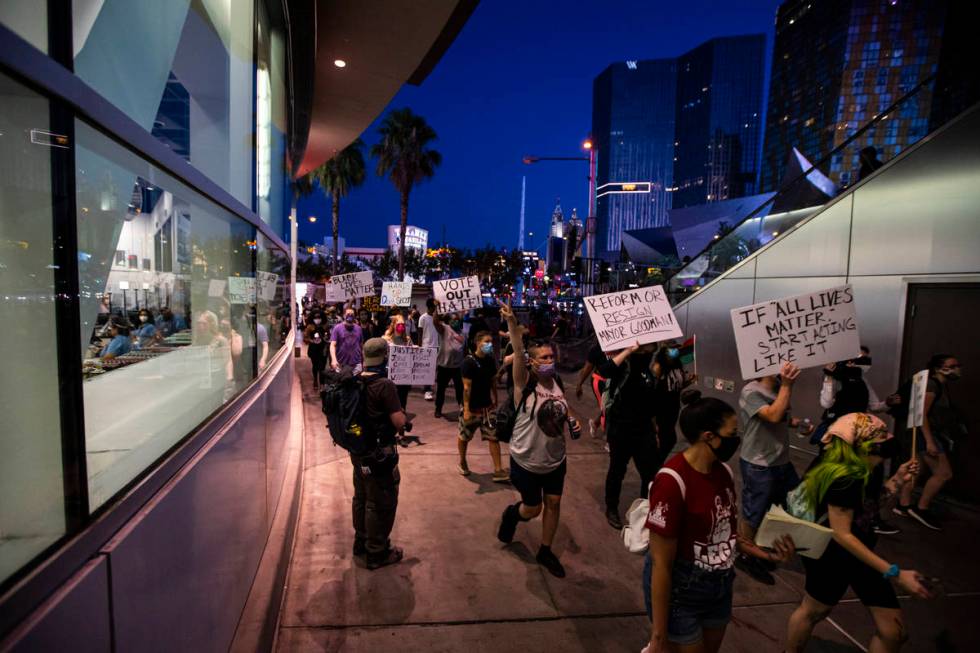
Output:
[309, 216, 317, 223]
[334, 59, 347, 68]
[582, 139, 593, 150]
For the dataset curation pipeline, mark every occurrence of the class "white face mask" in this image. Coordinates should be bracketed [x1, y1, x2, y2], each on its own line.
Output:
[313, 318, 321, 325]
[139, 315, 148, 323]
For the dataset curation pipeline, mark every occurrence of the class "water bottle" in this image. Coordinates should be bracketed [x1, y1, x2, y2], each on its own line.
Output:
[797, 417, 812, 438]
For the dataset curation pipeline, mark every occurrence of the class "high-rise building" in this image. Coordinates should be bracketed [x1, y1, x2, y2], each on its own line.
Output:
[546, 199, 567, 272]
[591, 35, 765, 262]
[760, 0, 949, 191]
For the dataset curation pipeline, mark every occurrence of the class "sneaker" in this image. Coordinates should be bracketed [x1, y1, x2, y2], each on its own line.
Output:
[536, 546, 566, 578]
[424, 391, 434, 401]
[457, 462, 471, 476]
[872, 517, 901, 535]
[492, 469, 511, 483]
[589, 419, 597, 439]
[366, 546, 404, 570]
[893, 504, 911, 518]
[907, 507, 942, 531]
[434, 410, 443, 419]
[497, 503, 520, 543]
[735, 554, 775, 585]
[605, 509, 623, 530]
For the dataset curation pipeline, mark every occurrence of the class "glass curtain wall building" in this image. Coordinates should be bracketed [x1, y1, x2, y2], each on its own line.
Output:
[1, 0, 291, 599]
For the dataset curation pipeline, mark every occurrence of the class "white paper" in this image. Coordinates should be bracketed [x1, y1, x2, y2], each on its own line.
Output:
[228, 277, 257, 304]
[388, 345, 438, 386]
[907, 368, 930, 428]
[755, 505, 833, 560]
[583, 285, 683, 352]
[256, 270, 278, 301]
[381, 281, 413, 307]
[730, 284, 860, 380]
[207, 279, 226, 297]
[329, 271, 374, 300]
[433, 276, 481, 314]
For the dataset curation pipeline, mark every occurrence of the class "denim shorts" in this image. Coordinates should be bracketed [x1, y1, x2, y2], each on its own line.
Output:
[644, 555, 735, 645]
[739, 459, 800, 529]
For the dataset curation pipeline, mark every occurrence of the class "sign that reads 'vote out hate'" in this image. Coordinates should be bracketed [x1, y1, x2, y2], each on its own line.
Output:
[730, 283, 861, 380]
[584, 285, 683, 352]
[433, 276, 481, 314]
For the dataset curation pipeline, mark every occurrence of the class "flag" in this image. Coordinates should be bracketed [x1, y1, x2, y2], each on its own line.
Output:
[679, 335, 696, 366]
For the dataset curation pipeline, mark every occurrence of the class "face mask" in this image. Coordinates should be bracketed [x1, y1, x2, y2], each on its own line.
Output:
[395, 323, 406, 334]
[708, 433, 741, 462]
[667, 348, 679, 359]
[313, 318, 321, 325]
[480, 342, 493, 355]
[345, 315, 355, 323]
[535, 362, 556, 378]
[139, 315, 148, 323]
[941, 366, 962, 380]
[450, 320, 462, 331]
[854, 356, 872, 367]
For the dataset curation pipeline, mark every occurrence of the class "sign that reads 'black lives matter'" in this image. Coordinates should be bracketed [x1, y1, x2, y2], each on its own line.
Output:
[730, 283, 861, 380]
[584, 285, 683, 352]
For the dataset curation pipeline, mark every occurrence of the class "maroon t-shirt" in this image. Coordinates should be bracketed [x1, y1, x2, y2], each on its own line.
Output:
[645, 452, 737, 572]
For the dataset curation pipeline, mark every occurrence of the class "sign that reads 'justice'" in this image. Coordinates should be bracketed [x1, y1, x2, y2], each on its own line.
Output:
[388, 345, 438, 386]
[433, 276, 481, 314]
[730, 283, 861, 380]
[584, 285, 683, 352]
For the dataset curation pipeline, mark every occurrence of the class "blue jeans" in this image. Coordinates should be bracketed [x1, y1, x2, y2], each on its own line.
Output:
[643, 554, 735, 645]
[739, 459, 800, 530]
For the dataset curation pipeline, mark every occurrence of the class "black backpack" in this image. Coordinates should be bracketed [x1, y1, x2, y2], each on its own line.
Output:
[495, 375, 564, 443]
[320, 368, 386, 456]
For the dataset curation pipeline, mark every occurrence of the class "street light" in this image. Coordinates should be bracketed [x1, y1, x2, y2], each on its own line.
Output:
[308, 216, 317, 223]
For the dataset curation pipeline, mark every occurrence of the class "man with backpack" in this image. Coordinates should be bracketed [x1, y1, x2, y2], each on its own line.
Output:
[596, 341, 660, 531]
[323, 337, 408, 570]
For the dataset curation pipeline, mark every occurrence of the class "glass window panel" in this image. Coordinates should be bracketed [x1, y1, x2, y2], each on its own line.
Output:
[256, 234, 289, 360]
[0, 73, 65, 583]
[74, 120, 257, 509]
[0, 0, 47, 53]
[73, 0, 254, 205]
[256, 1, 289, 236]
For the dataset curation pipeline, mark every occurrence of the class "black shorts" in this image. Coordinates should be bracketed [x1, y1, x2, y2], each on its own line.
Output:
[801, 541, 899, 609]
[509, 457, 566, 507]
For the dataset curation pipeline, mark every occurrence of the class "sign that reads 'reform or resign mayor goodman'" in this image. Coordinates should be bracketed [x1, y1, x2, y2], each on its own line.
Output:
[730, 283, 861, 380]
[584, 285, 683, 352]
[433, 276, 481, 314]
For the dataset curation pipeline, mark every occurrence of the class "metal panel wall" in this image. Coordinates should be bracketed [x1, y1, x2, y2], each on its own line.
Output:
[265, 356, 294, 528]
[755, 196, 852, 279]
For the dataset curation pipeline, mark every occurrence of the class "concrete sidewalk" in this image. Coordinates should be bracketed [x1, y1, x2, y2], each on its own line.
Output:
[277, 357, 980, 652]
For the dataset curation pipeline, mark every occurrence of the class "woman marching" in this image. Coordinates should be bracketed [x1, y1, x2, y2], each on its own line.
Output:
[786, 412, 933, 652]
[645, 390, 794, 653]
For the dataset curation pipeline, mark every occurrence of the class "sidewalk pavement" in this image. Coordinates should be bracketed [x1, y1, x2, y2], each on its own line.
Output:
[278, 356, 980, 652]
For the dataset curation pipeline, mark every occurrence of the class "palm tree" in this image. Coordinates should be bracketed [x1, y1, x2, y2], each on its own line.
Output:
[371, 109, 442, 280]
[309, 139, 366, 274]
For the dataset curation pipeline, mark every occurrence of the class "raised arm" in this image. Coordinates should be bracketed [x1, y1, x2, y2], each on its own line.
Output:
[499, 300, 527, 390]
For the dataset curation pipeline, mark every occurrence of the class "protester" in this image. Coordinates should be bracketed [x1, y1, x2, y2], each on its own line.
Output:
[895, 354, 962, 531]
[574, 336, 609, 438]
[736, 362, 812, 584]
[496, 300, 575, 578]
[652, 343, 697, 469]
[419, 299, 441, 400]
[351, 338, 408, 570]
[434, 306, 465, 419]
[786, 413, 932, 653]
[458, 331, 508, 481]
[645, 390, 795, 653]
[597, 342, 659, 530]
[304, 311, 329, 391]
[382, 313, 413, 409]
[330, 307, 364, 372]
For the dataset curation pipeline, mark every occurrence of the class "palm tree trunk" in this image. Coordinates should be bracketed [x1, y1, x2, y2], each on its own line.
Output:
[398, 191, 410, 281]
[332, 189, 340, 276]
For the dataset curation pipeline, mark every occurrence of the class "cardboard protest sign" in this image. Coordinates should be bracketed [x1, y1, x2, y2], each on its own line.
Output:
[381, 281, 413, 307]
[584, 285, 683, 352]
[388, 345, 438, 386]
[324, 282, 346, 303]
[228, 277, 257, 304]
[208, 279, 226, 297]
[329, 271, 375, 300]
[256, 271, 278, 301]
[907, 369, 930, 429]
[433, 276, 481, 314]
[730, 283, 860, 380]
[361, 295, 381, 312]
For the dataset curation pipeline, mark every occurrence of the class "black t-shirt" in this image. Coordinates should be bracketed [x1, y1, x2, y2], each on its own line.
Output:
[587, 343, 606, 369]
[461, 354, 497, 410]
[597, 356, 656, 429]
[363, 373, 402, 446]
[814, 474, 874, 546]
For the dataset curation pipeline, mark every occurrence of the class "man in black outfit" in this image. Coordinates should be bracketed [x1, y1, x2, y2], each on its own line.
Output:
[597, 341, 658, 529]
[352, 338, 408, 569]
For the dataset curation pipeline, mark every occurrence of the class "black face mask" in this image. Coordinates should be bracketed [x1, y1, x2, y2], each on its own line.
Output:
[853, 355, 872, 367]
[868, 437, 898, 459]
[708, 433, 741, 462]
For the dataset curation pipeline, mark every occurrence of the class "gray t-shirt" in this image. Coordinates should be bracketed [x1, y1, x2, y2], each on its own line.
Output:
[510, 380, 568, 473]
[738, 380, 791, 467]
[419, 313, 440, 349]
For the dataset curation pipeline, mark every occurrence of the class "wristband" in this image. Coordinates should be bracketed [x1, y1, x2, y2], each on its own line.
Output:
[883, 563, 899, 579]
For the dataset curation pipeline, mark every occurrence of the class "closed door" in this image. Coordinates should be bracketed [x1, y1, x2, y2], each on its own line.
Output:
[900, 283, 980, 501]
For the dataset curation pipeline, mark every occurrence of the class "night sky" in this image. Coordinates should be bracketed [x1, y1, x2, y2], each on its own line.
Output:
[295, 0, 782, 252]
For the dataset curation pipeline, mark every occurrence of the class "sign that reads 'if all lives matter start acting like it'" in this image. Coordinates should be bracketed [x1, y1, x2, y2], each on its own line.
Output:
[730, 283, 861, 380]
[584, 285, 683, 352]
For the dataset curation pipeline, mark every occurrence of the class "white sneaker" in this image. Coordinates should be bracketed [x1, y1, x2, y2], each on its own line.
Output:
[424, 391, 434, 401]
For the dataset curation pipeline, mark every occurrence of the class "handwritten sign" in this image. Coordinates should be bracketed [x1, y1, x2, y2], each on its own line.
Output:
[256, 271, 278, 301]
[329, 271, 374, 300]
[207, 279, 226, 297]
[228, 277, 257, 304]
[908, 369, 930, 428]
[361, 295, 381, 312]
[730, 283, 860, 380]
[388, 345, 438, 385]
[381, 281, 413, 307]
[324, 283, 346, 303]
[433, 276, 481, 314]
[584, 285, 682, 352]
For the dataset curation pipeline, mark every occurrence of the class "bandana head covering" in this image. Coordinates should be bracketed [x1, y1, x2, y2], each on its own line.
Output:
[822, 412, 891, 447]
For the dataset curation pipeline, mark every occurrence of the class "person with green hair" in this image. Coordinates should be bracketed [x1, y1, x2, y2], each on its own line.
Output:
[786, 413, 933, 653]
